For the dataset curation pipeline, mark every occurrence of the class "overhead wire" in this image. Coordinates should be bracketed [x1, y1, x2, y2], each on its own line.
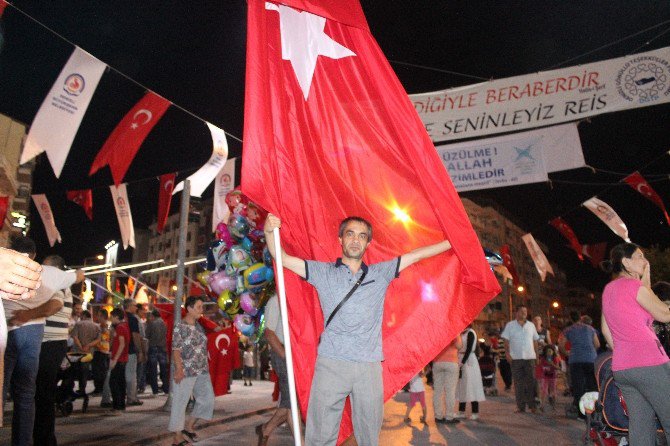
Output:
[4, 1, 243, 144]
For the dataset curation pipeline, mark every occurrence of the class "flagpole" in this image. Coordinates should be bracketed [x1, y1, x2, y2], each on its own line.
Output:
[272, 227, 302, 446]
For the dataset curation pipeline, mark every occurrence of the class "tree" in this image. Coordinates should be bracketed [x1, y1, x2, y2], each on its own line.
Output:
[645, 245, 670, 284]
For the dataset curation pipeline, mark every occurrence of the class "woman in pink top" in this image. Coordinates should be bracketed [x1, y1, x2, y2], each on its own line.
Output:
[601, 243, 670, 446]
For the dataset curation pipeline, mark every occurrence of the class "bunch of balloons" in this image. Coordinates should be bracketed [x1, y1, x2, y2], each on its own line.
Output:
[196, 188, 275, 339]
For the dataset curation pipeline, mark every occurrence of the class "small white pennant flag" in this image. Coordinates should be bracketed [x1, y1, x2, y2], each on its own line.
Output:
[521, 233, 555, 282]
[109, 184, 135, 249]
[582, 197, 631, 242]
[31, 194, 62, 247]
[174, 123, 229, 198]
[212, 157, 236, 232]
[21, 47, 106, 177]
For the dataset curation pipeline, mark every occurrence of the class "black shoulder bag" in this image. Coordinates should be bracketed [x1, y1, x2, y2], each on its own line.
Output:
[324, 269, 367, 328]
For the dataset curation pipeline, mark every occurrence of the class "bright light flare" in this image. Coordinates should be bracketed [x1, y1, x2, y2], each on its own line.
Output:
[517, 285, 525, 293]
[552, 301, 560, 309]
[392, 206, 412, 224]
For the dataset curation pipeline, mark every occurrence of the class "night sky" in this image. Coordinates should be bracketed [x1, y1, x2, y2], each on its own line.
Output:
[1, 1, 669, 291]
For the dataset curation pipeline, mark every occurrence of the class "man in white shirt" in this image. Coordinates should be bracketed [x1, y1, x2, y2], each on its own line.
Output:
[501, 304, 539, 413]
[2, 237, 83, 446]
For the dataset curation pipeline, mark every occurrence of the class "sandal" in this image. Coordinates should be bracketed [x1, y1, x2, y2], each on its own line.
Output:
[181, 430, 198, 442]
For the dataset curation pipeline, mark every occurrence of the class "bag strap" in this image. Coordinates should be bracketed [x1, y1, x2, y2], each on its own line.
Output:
[325, 269, 367, 328]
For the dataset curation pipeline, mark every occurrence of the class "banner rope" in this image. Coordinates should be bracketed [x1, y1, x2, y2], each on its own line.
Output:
[3, 1, 243, 144]
[546, 19, 670, 70]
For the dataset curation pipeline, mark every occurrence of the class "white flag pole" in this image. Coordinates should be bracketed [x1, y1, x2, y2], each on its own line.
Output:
[273, 227, 302, 446]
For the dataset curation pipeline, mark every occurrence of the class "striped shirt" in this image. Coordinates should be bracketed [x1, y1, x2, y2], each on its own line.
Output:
[43, 289, 73, 342]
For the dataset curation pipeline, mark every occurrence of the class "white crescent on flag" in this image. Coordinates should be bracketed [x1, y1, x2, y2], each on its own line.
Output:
[131, 109, 153, 129]
[214, 333, 231, 356]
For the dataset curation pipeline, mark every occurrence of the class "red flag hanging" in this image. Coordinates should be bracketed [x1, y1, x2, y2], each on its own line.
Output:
[157, 173, 176, 233]
[207, 327, 240, 396]
[623, 171, 670, 225]
[66, 189, 93, 220]
[0, 1, 8, 18]
[500, 244, 520, 286]
[0, 196, 8, 228]
[89, 92, 170, 185]
[550, 217, 584, 260]
[241, 0, 500, 441]
[155, 304, 240, 395]
[582, 242, 608, 269]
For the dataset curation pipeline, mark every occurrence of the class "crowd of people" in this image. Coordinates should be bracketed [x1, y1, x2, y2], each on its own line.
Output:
[2, 220, 670, 446]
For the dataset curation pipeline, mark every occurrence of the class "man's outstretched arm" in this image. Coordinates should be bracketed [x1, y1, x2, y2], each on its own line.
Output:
[264, 214, 307, 279]
[399, 240, 451, 273]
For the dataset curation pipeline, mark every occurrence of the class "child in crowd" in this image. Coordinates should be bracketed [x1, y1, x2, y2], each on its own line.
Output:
[404, 371, 427, 424]
[538, 345, 561, 411]
[243, 345, 255, 386]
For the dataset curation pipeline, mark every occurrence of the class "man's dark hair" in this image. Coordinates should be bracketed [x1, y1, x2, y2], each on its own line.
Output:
[9, 235, 36, 257]
[136, 303, 144, 311]
[151, 309, 161, 318]
[81, 310, 91, 319]
[122, 298, 134, 309]
[515, 304, 527, 312]
[185, 295, 203, 309]
[43, 255, 65, 269]
[570, 311, 581, 323]
[110, 308, 125, 320]
[98, 309, 109, 319]
[338, 216, 373, 241]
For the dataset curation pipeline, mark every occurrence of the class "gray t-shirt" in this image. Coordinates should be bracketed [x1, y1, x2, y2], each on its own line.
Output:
[306, 257, 400, 362]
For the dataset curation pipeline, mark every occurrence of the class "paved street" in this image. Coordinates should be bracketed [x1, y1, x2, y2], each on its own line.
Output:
[2, 375, 586, 445]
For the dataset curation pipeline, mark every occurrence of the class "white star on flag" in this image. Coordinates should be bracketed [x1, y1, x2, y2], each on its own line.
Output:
[266, 2, 356, 99]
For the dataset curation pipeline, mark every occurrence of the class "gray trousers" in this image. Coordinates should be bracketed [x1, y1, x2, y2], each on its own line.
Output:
[168, 373, 215, 432]
[432, 361, 459, 420]
[306, 356, 383, 446]
[125, 353, 138, 404]
[614, 362, 670, 446]
[511, 359, 536, 411]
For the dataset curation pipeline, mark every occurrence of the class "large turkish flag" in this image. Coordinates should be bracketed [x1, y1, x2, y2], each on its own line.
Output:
[242, 1, 500, 442]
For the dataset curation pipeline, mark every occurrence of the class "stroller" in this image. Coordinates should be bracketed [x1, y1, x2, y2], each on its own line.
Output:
[55, 352, 90, 416]
[581, 351, 664, 446]
[478, 344, 498, 396]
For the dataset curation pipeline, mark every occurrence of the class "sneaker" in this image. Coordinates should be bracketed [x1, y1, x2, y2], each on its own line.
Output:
[455, 411, 466, 419]
[128, 400, 144, 406]
[470, 414, 479, 421]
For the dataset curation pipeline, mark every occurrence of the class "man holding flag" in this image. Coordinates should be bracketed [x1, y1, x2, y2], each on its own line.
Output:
[264, 214, 451, 445]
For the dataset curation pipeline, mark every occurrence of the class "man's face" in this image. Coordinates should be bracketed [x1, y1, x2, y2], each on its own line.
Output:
[73, 304, 82, 316]
[338, 221, 371, 260]
[125, 304, 136, 314]
[516, 307, 527, 321]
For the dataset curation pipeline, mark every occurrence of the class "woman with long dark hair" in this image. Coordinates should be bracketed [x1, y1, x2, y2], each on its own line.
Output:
[601, 243, 670, 445]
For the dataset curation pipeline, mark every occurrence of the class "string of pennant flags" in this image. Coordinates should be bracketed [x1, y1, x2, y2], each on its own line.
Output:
[1, 0, 669, 288]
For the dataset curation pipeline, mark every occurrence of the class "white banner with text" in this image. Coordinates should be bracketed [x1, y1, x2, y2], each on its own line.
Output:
[411, 46, 670, 142]
[436, 123, 584, 191]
